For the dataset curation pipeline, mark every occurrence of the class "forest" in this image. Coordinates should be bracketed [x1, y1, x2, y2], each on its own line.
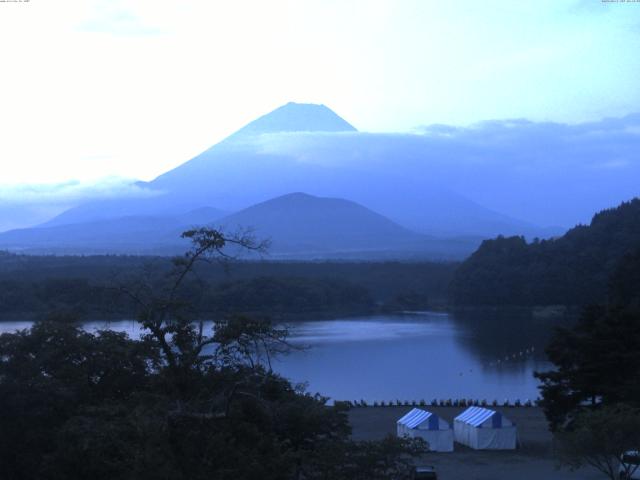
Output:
[450, 199, 640, 307]
[0, 252, 455, 320]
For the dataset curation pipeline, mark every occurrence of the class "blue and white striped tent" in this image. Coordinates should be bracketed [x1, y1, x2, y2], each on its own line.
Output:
[396, 408, 453, 452]
[453, 406, 516, 450]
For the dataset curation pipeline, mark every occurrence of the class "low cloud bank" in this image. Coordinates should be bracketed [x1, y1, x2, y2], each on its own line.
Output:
[250, 113, 640, 227]
[0, 177, 158, 232]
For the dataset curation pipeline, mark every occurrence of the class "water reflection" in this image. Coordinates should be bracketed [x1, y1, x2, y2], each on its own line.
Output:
[0, 310, 566, 402]
[275, 311, 558, 402]
[288, 318, 458, 344]
[451, 308, 575, 365]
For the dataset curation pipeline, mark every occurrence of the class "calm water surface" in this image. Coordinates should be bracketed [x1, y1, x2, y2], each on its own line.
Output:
[0, 311, 558, 403]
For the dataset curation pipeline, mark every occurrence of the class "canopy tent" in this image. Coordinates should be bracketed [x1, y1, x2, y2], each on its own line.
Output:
[453, 406, 517, 450]
[396, 408, 454, 452]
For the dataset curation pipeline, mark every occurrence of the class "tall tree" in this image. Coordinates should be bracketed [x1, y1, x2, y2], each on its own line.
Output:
[535, 248, 640, 430]
[556, 404, 640, 480]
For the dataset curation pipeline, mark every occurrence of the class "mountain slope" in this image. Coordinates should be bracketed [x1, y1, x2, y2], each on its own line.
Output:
[219, 192, 418, 252]
[450, 198, 640, 306]
[143, 103, 546, 238]
[227, 102, 357, 139]
[0, 193, 481, 259]
[24, 102, 553, 250]
[217, 192, 479, 259]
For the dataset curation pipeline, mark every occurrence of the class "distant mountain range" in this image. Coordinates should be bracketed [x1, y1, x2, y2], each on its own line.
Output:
[0, 102, 571, 258]
[0, 207, 226, 255]
[0, 192, 481, 259]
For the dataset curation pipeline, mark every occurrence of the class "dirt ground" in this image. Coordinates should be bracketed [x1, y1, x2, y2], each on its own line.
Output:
[348, 406, 604, 480]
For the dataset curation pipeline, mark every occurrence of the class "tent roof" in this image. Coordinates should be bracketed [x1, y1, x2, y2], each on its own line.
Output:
[397, 408, 433, 429]
[454, 406, 499, 427]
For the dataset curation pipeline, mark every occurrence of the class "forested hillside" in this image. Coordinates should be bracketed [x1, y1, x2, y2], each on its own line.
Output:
[450, 199, 640, 306]
[0, 254, 456, 319]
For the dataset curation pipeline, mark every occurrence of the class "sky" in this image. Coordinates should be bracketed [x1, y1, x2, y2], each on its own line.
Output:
[0, 0, 639, 186]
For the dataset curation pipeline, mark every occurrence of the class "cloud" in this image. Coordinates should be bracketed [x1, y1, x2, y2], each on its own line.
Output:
[75, 0, 165, 36]
[244, 113, 640, 227]
[0, 177, 156, 206]
[0, 177, 159, 232]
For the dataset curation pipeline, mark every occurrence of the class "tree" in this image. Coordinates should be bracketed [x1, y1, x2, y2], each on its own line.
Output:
[0, 321, 154, 480]
[303, 435, 427, 480]
[0, 228, 423, 479]
[556, 404, 640, 480]
[535, 249, 640, 430]
[535, 305, 640, 429]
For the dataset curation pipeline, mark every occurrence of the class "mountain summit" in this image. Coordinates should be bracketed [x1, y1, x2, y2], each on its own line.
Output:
[229, 102, 357, 139]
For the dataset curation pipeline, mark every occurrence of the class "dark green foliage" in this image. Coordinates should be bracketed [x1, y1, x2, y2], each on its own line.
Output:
[537, 306, 640, 429]
[304, 435, 426, 480]
[207, 276, 373, 317]
[535, 248, 640, 430]
[0, 256, 455, 320]
[0, 322, 422, 479]
[0, 230, 423, 479]
[0, 322, 154, 479]
[556, 404, 640, 480]
[451, 198, 640, 306]
[608, 249, 640, 310]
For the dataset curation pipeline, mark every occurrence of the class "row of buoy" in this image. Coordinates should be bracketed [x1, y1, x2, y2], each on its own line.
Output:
[458, 346, 537, 376]
[345, 398, 539, 408]
[488, 346, 535, 367]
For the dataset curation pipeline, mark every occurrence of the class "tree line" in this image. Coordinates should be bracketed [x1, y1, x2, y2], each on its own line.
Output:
[0, 253, 456, 320]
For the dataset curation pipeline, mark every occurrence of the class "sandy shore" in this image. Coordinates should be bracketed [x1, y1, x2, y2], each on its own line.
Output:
[348, 406, 603, 480]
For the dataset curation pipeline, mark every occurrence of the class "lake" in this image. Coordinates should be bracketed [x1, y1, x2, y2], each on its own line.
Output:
[0, 310, 561, 403]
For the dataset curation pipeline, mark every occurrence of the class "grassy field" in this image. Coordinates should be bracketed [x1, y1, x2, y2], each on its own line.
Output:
[348, 406, 603, 480]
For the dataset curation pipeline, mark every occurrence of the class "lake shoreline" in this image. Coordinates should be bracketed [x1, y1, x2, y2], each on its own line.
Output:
[0, 304, 580, 324]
